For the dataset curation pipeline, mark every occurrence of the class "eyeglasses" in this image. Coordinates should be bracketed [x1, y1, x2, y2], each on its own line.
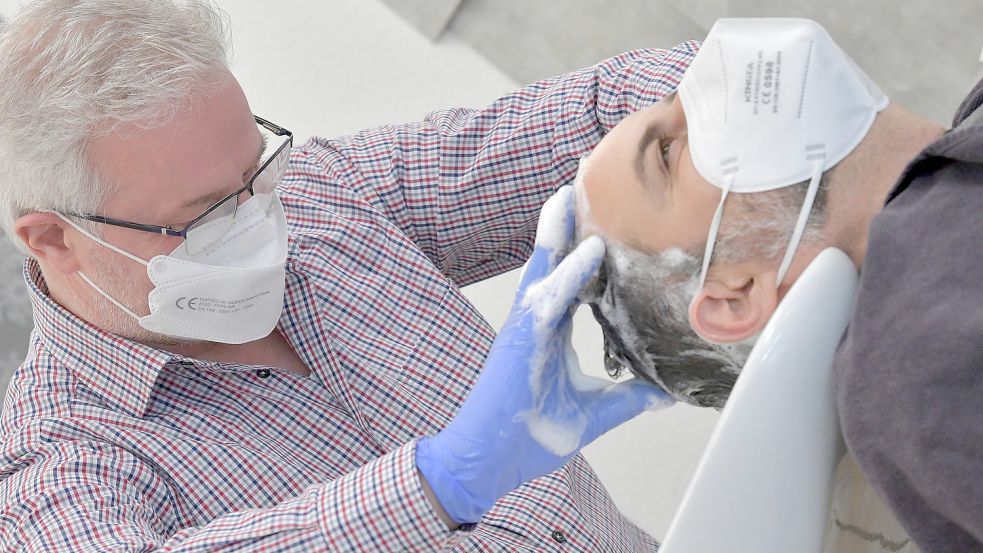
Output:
[63, 115, 292, 255]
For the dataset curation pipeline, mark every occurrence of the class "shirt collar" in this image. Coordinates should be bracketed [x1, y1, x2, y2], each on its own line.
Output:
[25, 258, 175, 418]
[952, 75, 983, 128]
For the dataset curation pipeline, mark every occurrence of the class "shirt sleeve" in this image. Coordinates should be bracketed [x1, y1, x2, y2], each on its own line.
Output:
[0, 432, 468, 552]
[288, 43, 698, 287]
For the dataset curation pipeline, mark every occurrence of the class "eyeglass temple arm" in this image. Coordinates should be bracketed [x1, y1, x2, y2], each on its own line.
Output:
[66, 212, 185, 237]
[253, 115, 292, 138]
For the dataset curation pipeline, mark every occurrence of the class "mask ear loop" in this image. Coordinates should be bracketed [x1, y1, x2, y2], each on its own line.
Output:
[53, 212, 148, 320]
[774, 156, 825, 286]
[54, 213, 151, 267]
[697, 173, 735, 288]
[75, 271, 143, 320]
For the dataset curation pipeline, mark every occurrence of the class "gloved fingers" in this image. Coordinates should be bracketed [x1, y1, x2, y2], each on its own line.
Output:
[533, 186, 576, 253]
[518, 187, 577, 292]
[522, 235, 605, 330]
[556, 331, 614, 394]
[586, 379, 675, 442]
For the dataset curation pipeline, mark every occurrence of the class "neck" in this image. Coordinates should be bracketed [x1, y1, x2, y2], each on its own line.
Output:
[827, 103, 945, 267]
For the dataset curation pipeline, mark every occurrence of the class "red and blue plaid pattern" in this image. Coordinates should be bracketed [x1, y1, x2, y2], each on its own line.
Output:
[0, 43, 696, 552]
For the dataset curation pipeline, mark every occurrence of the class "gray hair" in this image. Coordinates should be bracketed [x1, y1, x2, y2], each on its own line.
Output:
[582, 173, 833, 408]
[0, 0, 231, 255]
[711, 174, 831, 267]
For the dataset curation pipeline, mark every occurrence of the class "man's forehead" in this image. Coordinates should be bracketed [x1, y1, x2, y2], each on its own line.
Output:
[180, 132, 268, 211]
[574, 163, 662, 255]
[88, 84, 261, 222]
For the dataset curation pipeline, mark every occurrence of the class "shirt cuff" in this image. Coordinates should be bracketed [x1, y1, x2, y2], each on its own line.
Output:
[317, 440, 474, 551]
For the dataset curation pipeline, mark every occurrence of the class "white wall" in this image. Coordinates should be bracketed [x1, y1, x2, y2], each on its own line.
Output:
[0, 0, 719, 539]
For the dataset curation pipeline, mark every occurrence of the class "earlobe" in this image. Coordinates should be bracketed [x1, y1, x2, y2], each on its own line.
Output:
[14, 213, 82, 274]
[688, 274, 778, 344]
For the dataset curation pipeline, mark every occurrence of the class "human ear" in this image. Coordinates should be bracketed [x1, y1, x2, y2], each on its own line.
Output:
[14, 213, 83, 274]
[687, 271, 779, 344]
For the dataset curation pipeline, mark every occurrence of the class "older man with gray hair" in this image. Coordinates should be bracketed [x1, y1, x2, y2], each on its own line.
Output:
[0, 0, 690, 550]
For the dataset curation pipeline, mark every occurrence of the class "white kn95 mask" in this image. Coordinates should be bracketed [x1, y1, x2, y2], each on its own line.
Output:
[58, 193, 289, 344]
[677, 18, 889, 288]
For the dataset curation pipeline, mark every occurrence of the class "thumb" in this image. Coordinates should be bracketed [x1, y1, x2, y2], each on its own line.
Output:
[517, 187, 577, 292]
[587, 380, 675, 441]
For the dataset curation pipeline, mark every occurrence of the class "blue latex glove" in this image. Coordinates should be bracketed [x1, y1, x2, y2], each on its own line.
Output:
[416, 186, 674, 524]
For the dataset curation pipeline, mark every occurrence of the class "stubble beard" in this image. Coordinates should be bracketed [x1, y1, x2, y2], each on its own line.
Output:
[85, 247, 189, 348]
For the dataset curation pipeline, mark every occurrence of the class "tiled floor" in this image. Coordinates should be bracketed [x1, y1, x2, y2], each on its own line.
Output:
[386, 0, 983, 125]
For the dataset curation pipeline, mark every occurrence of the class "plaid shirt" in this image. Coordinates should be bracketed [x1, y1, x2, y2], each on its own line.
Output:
[0, 43, 696, 552]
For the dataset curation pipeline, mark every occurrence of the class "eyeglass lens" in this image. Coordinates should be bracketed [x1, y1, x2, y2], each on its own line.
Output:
[182, 132, 290, 254]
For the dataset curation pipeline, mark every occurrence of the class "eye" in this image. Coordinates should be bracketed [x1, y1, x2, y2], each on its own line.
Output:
[659, 138, 671, 168]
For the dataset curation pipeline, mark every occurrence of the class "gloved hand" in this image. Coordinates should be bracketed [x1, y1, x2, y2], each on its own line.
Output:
[416, 186, 674, 524]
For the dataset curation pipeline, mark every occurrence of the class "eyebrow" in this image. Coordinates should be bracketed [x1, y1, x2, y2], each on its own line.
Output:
[634, 91, 677, 185]
[181, 135, 269, 210]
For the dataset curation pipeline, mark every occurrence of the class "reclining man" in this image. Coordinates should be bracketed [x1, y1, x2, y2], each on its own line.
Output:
[574, 18, 982, 552]
[0, 0, 681, 550]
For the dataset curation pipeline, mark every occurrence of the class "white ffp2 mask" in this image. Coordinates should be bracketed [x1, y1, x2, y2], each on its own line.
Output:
[59, 193, 289, 344]
[677, 18, 888, 287]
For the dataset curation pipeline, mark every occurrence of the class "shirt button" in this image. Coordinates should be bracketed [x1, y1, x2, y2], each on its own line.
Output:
[551, 530, 567, 544]
[256, 368, 272, 379]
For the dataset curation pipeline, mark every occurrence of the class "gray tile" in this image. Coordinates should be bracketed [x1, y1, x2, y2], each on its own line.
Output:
[377, 0, 464, 40]
[0, 239, 31, 405]
[448, 0, 706, 85]
[449, 0, 983, 124]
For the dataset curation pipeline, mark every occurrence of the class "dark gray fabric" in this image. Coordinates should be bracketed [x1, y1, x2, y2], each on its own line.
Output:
[835, 77, 983, 552]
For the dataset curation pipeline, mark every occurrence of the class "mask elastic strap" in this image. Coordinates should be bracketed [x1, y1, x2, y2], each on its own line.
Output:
[775, 157, 824, 286]
[75, 270, 142, 320]
[55, 213, 150, 267]
[697, 173, 735, 288]
[52, 212, 148, 321]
